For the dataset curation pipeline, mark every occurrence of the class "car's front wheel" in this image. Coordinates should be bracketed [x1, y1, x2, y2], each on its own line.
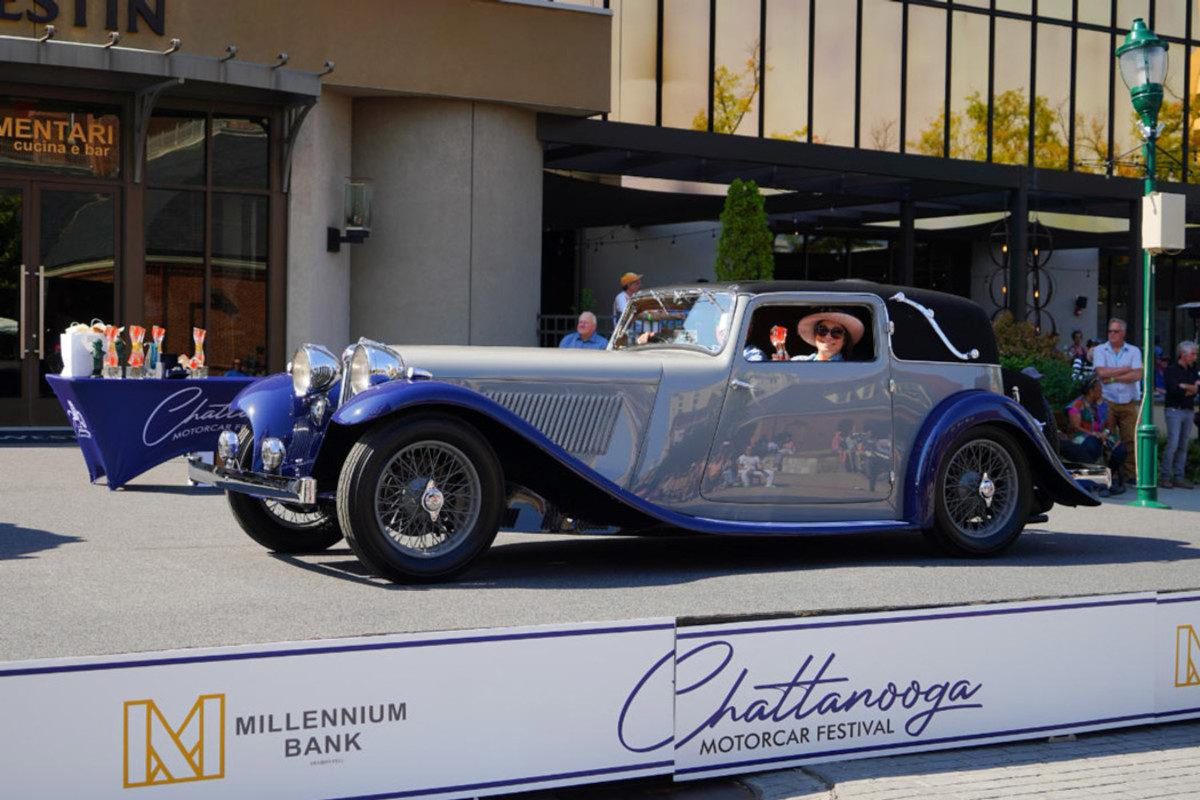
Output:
[336, 415, 504, 582]
[226, 427, 344, 553]
[926, 425, 1030, 556]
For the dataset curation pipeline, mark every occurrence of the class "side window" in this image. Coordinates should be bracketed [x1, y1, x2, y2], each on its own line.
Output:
[743, 304, 875, 362]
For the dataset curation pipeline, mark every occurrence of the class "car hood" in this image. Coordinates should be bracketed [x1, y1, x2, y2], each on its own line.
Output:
[389, 344, 669, 383]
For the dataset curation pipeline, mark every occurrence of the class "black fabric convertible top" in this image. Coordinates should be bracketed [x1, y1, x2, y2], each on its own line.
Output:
[716, 280, 1000, 365]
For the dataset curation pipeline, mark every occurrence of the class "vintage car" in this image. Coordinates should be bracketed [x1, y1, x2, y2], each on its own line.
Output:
[190, 281, 1099, 582]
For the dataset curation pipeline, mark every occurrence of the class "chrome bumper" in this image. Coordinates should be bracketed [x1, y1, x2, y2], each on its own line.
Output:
[1065, 462, 1111, 490]
[187, 455, 317, 505]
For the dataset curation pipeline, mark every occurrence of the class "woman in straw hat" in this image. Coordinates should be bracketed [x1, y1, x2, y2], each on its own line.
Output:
[777, 309, 865, 362]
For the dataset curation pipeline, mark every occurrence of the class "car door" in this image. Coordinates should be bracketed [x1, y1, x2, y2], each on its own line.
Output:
[701, 293, 894, 505]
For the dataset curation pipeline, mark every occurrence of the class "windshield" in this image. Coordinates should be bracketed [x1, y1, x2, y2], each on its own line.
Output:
[611, 289, 736, 354]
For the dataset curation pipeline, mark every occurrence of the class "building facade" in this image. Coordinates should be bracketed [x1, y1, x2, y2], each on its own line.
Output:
[2, 0, 1199, 428]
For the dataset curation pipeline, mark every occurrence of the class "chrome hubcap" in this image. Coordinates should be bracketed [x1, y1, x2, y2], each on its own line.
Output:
[943, 440, 1016, 538]
[375, 441, 481, 558]
[978, 472, 995, 508]
[421, 480, 445, 522]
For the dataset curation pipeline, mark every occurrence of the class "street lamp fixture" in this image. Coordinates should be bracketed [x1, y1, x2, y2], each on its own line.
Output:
[1116, 18, 1170, 509]
[327, 177, 374, 253]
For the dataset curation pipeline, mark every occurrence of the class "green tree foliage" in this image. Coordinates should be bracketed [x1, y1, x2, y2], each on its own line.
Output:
[912, 89, 1070, 168]
[716, 179, 774, 282]
[691, 46, 760, 135]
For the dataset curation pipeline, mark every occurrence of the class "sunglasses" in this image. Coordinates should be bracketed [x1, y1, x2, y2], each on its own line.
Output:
[815, 324, 846, 339]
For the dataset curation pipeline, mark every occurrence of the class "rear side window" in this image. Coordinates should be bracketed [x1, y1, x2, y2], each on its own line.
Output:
[743, 304, 875, 362]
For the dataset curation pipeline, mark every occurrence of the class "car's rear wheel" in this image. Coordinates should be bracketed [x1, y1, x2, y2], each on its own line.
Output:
[226, 427, 343, 553]
[337, 415, 504, 582]
[926, 425, 1030, 556]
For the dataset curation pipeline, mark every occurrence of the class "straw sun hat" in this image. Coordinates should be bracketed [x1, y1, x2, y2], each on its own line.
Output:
[796, 310, 865, 347]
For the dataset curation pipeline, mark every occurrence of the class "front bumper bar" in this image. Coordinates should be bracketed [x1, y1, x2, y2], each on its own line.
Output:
[187, 456, 317, 505]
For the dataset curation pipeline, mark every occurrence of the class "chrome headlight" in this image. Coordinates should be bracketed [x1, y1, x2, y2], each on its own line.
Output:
[261, 437, 286, 473]
[349, 339, 404, 397]
[291, 344, 341, 398]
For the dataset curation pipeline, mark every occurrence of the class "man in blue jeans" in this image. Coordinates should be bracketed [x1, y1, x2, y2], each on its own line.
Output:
[1162, 340, 1199, 489]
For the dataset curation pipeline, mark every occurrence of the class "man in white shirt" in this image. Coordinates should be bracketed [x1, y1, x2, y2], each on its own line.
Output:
[612, 272, 643, 325]
[1091, 317, 1142, 484]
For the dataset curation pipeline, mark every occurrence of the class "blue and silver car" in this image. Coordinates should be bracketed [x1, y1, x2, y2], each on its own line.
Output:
[191, 281, 1099, 582]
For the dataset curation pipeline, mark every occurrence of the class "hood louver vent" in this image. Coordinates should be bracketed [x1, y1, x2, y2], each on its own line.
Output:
[485, 391, 622, 455]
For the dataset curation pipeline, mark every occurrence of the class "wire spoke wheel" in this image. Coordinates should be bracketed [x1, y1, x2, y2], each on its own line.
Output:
[261, 501, 328, 529]
[942, 439, 1017, 539]
[374, 441, 482, 559]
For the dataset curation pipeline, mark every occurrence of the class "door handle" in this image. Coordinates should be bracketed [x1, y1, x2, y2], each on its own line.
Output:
[18, 264, 26, 355]
[730, 378, 754, 391]
[37, 265, 45, 360]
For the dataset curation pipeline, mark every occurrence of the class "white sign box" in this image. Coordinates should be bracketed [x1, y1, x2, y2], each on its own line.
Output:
[0, 620, 675, 800]
[670, 595, 1158, 780]
[1157, 591, 1200, 722]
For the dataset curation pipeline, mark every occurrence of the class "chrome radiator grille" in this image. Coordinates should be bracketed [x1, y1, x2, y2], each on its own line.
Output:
[484, 391, 622, 455]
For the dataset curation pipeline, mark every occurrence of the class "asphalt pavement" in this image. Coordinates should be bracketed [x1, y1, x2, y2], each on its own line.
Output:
[3, 444, 1199, 798]
[2, 445, 1200, 662]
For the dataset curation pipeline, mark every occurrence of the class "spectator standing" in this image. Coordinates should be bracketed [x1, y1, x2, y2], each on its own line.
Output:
[1066, 330, 1087, 361]
[1161, 340, 1200, 489]
[560, 312, 609, 350]
[1071, 337, 1102, 385]
[1092, 318, 1142, 485]
[612, 272, 643, 325]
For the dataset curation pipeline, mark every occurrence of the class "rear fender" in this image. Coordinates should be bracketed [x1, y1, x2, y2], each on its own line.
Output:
[905, 390, 1100, 528]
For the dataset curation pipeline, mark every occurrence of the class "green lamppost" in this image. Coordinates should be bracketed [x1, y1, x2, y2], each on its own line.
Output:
[1116, 18, 1170, 509]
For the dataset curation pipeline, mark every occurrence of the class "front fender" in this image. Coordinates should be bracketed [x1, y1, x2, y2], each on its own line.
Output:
[231, 374, 299, 472]
[905, 390, 1100, 529]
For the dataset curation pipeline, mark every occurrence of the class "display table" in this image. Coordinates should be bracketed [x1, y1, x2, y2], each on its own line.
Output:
[46, 375, 254, 490]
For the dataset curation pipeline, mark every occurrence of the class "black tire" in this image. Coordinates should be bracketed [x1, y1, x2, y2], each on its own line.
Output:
[925, 425, 1031, 557]
[226, 427, 343, 553]
[336, 414, 504, 582]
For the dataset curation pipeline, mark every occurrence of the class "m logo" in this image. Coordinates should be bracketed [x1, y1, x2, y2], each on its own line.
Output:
[1177, 625, 1200, 688]
[123, 694, 225, 788]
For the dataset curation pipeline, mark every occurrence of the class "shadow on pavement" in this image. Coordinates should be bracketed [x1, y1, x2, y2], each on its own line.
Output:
[118, 484, 224, 496]
[0, 522, 82, 560]
[268, 526, 1200, 590]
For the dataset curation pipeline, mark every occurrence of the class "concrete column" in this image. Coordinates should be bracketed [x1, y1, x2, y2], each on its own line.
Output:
[350, 98, 542, 346]
[286, 91, 353, 355]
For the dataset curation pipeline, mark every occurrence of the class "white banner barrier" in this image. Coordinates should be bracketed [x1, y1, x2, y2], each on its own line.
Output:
[670, 594, 1160, 780]
[1157, 590, 1200, 723]
[2, 593, 1198, 798]
[0, 620, 676, 800]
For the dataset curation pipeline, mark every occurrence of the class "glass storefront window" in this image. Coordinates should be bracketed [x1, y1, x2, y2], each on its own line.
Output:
[213, 117, 269, 189]
[860, 0, 901, 151]
[144, 190, 205, 360]
[906, 4, 947, 156]
[1075, 29, 1112, 175]
[210, 194, 268, 375]
[812, 0, 858, 147]
[662, 0, 709, 131]
[615, 0, 657, 125]
[949, 9, 990, 162]
[713, 0, 761, 136]
[145, 113, 205, 186]
[992, 16, 1032, 165]
[0, 99, 119, 178]
[0, 189, 20, 398]
[763, 0, 809, 141]
[1035, 22, 1071, 169]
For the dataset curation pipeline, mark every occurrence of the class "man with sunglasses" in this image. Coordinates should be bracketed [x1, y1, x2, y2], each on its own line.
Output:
[1092, 318, 1143, 486]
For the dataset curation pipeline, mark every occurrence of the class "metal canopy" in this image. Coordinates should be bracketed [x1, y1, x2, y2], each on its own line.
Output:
[539, 114, 1200, 242]
[0, 35, 321, 102]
